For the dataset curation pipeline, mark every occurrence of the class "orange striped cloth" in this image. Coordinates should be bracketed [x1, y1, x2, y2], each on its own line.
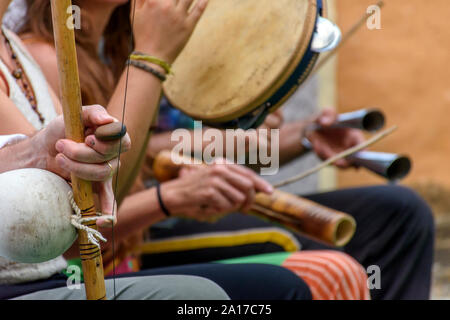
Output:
[219, 250, 370, 300]
[282, 251, 370, 300]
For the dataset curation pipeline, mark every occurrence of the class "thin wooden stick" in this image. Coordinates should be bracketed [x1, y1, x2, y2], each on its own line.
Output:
[50, 0, 107, 300]
[312, 0, 385, 74]
[273, 125, 397, 188]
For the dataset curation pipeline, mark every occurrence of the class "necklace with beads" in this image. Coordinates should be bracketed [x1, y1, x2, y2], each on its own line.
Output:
[1, 29, 44, 124]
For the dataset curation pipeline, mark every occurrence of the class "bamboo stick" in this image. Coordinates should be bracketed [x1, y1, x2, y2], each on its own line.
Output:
[50, 0, 107, 300]
[152, 151, 356, 247]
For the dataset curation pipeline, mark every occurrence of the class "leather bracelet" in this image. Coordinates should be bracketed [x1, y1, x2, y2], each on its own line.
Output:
[126, 59, 167, 82]
[156, 184, 172, 217]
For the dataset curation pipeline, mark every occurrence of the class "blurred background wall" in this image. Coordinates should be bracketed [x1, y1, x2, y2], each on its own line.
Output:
[334, 0, 450, 299]
[335, 0, 450, 194]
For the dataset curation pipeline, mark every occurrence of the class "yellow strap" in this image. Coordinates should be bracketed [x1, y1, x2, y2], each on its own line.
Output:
[130, 54, 172, 75]
[136, 228, 301, 255]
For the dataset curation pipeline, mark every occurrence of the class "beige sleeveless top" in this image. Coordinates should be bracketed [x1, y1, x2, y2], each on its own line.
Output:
[0, 28, 66, 285]
[0, 27, 58, 130]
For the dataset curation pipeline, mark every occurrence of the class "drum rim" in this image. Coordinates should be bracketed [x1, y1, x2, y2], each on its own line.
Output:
[269, 0, 327, 114]
[163, 0, 320, 122]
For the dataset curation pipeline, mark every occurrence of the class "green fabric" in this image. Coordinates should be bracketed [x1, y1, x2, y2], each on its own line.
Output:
[216, 252, 292, 266]
[63, 253, 292, 281]
[61, 258, 84, 282]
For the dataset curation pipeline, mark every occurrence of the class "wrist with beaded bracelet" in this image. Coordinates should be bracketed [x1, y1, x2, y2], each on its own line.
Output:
[127, 51, 170, 82]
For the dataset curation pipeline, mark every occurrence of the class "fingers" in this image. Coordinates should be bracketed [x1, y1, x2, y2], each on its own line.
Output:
[170, 161, 273, 219]
[210, 164, 252, 191]
[263, 109, 284, 129]
[208, 189, 234, 216]
[262, 113, 282, 130]
[212, 159, 273, 193]
[335, 159, 352, 168]
[56, 139, 110, 164]
[310, 134, 354, 167]
[85, 133, 131, 157]
[210, 175, 247, 209]
[311, 135, 334, 160]
[178, 166, 199, 177]
[55, 153, 119, 181]
[56, 133, 130, 164]
[81, 105, 116, 128]
[338, 130, 365, 168]
[94, 179, 117, 228]
[178, 0, 196, 12]
[187, 0, 208, 24]
[206, 163, 273, 212]
[51, 105, 128, 185]
[80, 104, 131, 157]
[317, 108, 338, 127]
[224, 163, 273, 194]
[347, 129, 366, 145]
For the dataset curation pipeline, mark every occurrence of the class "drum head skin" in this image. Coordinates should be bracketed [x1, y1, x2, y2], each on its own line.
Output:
[164, 0, 319, 126]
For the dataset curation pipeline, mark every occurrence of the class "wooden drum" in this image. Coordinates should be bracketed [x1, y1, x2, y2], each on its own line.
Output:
[163, 0, 341, 129]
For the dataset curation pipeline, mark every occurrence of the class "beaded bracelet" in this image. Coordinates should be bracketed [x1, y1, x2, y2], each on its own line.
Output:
[130, 51, 172, 75]
[126, 60, 167, 82]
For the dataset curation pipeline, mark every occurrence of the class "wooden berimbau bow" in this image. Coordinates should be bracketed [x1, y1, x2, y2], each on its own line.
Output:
[50, 0, 107, 300]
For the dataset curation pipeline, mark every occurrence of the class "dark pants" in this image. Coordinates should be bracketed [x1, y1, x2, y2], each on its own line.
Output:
[146, 185, 435, 300]
[1, 263, 311, 300]
[126, 263, 312, 300]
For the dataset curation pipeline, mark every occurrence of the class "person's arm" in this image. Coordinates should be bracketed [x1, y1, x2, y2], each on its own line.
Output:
[102, 161, 274, 243]
[0, 105, 131, 222]
[301, 108, 366, 168]
[0, 90, 37, 135]
[0, 133, 40, 173]
[277, 121, 311, 164]
[146, 109, 286, 166]
[102, 187, 165, 242]
[25, 0, 209, 203]
[23, 43, 162, 203]
[109, 0, 209, 202]
[106, 64, 162, 202]
[147, 108, 367, 170]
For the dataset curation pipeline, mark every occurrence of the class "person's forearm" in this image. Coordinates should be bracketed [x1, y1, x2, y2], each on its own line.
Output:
[0, 133, 46, 173]
[147, 129, 260, 161]
[147, 121, 311, 167]
[100, 187, 167, 243]
[278, 121, 311, 165]
[148, 130, 218, 158]
[107, 66, 163, 202]
[147, 131, 182, 158]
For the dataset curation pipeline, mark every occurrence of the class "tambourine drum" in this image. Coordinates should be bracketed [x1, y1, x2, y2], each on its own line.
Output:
[163, 0, 341, 129]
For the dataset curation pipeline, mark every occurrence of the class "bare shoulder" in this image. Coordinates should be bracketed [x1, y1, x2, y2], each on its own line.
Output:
[20, 35, 60, 93]
[0, 89, 35, 135]
[22, 37, 58, 70]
